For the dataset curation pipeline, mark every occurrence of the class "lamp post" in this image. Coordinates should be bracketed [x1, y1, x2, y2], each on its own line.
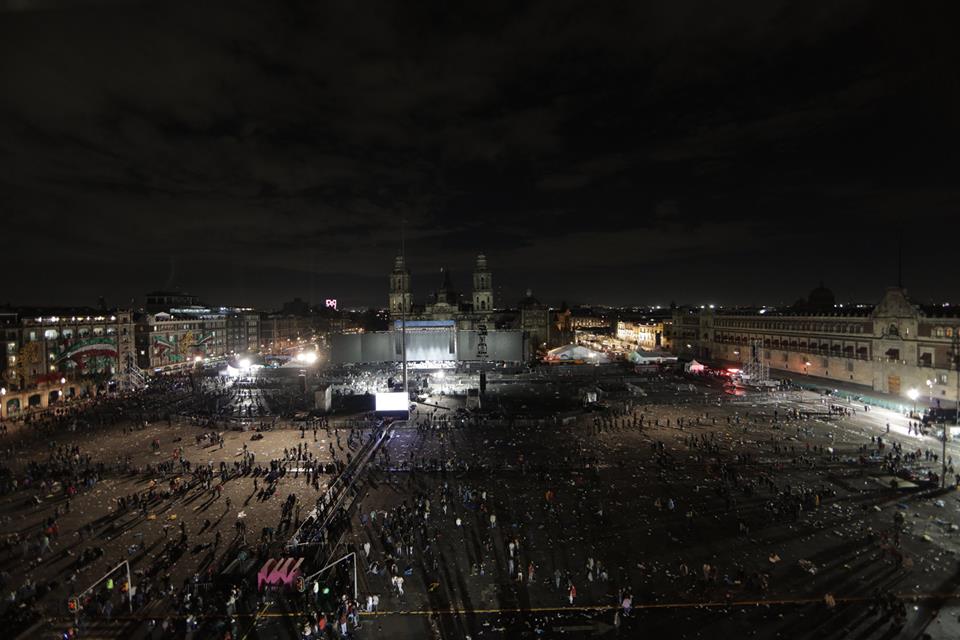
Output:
[907, 388, 919, 418]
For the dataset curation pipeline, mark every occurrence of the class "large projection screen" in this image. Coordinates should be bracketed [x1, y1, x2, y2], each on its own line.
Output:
[375, 392, 408, 412]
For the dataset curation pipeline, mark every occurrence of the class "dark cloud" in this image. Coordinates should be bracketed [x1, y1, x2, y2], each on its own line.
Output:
[0, 0, 958, 309]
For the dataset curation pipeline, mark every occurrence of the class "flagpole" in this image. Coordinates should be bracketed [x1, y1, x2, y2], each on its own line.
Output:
[401, 219, 408, 399]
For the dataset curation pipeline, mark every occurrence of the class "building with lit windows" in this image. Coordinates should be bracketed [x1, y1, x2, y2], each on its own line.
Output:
[0, 308, 135, 418]
[670, 286, 960, 407]
[616, 320, 665, 351]
[259, 313, 314, 354]
[135, 306, 259, 373]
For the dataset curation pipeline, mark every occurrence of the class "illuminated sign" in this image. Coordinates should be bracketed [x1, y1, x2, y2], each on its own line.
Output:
[257, 557, 304, 591]
[325, 299, 337, 310]
[375, 392, 408, 412]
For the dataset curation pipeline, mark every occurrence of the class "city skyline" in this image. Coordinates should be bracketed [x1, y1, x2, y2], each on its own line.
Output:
[2, 1, 959, 308]
[3, 4, 960, 638]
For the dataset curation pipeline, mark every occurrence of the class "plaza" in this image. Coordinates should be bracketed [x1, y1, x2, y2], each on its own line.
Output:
[0, 361, 958, 639]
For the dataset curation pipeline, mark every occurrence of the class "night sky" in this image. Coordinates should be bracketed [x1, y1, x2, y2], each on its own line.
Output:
[2, 0, 958, 310]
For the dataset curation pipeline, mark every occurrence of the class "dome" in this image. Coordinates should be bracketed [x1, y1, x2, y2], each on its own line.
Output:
[519, 288, 541, 307]
[807, 282, 835, 310]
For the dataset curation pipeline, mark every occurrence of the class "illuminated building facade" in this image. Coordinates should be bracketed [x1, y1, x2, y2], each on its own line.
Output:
[671, 287, 960, 406]
[135, 306, 259, 372]
[616, 320, 665, 350]
[0, 308, 135, 417]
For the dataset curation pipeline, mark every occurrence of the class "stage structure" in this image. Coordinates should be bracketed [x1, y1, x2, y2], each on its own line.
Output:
[330, 322, 524, 364]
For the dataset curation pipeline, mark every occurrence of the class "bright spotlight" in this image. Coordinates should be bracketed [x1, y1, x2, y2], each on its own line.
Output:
[907, 388, 919, 401]
[238, 358, 251, 369]
[194, 355, 203, 363]
[300, 352, 318, 365]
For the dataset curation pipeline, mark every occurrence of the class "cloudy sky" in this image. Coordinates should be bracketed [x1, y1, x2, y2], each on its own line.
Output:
[1, 0, 958, 310]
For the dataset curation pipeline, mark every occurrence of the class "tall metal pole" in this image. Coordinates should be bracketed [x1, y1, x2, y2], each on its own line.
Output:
[401, 220, 408, 398]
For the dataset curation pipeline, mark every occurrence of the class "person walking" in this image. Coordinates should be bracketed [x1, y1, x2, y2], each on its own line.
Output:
[568, 583, 576, 605]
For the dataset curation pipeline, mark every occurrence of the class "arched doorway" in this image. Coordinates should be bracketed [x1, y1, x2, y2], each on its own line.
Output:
[5, 398, 20, 416]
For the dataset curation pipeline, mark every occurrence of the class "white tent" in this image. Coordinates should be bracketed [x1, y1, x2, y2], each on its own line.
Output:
[628, 350, 678, 365]
[684, 359, 705, 373]
[546, 344, 609, 363]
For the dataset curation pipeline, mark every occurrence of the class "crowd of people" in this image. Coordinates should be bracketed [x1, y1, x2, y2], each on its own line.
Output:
[0, 363, 954, 638]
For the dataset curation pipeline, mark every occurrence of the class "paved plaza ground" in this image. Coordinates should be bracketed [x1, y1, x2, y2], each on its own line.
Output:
[1, 367, 959, 639]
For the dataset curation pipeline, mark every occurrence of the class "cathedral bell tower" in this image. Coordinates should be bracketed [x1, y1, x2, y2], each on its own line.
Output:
[472, 253, 493, 313]
[389, 255, 412, 318]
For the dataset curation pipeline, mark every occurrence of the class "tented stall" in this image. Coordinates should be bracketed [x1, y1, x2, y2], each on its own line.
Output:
[545, 344, 609, 363]
[628, 350, 678, 365]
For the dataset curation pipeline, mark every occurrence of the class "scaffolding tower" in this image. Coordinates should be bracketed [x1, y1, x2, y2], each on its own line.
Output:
[741, 340, 770, 383]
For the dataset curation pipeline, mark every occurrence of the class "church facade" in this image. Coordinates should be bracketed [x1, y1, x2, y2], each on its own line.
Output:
[330, 254, 524, 364]
[389, 253, 494, 331]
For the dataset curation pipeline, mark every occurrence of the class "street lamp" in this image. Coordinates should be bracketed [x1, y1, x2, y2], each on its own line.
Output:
[908, 388, 919, 416]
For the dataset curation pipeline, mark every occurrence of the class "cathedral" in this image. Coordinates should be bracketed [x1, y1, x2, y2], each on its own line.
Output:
[389, 254, 494, 330]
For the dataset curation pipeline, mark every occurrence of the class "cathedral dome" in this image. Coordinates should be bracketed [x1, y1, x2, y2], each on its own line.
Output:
[519, 288, 541, 307]
[807, 282, 835, 311]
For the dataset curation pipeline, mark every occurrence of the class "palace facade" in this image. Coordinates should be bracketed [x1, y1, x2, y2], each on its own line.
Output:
[670, 286, 960, 406]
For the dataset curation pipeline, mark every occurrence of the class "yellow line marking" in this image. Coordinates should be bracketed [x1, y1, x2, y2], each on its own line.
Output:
[45, 592, 960, 623]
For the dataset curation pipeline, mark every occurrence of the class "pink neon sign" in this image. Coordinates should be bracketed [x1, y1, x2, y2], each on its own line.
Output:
[257, 557, 304, 591]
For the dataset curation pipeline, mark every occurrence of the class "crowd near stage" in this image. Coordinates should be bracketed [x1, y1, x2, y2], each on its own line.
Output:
[1, 359, 959, 639]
